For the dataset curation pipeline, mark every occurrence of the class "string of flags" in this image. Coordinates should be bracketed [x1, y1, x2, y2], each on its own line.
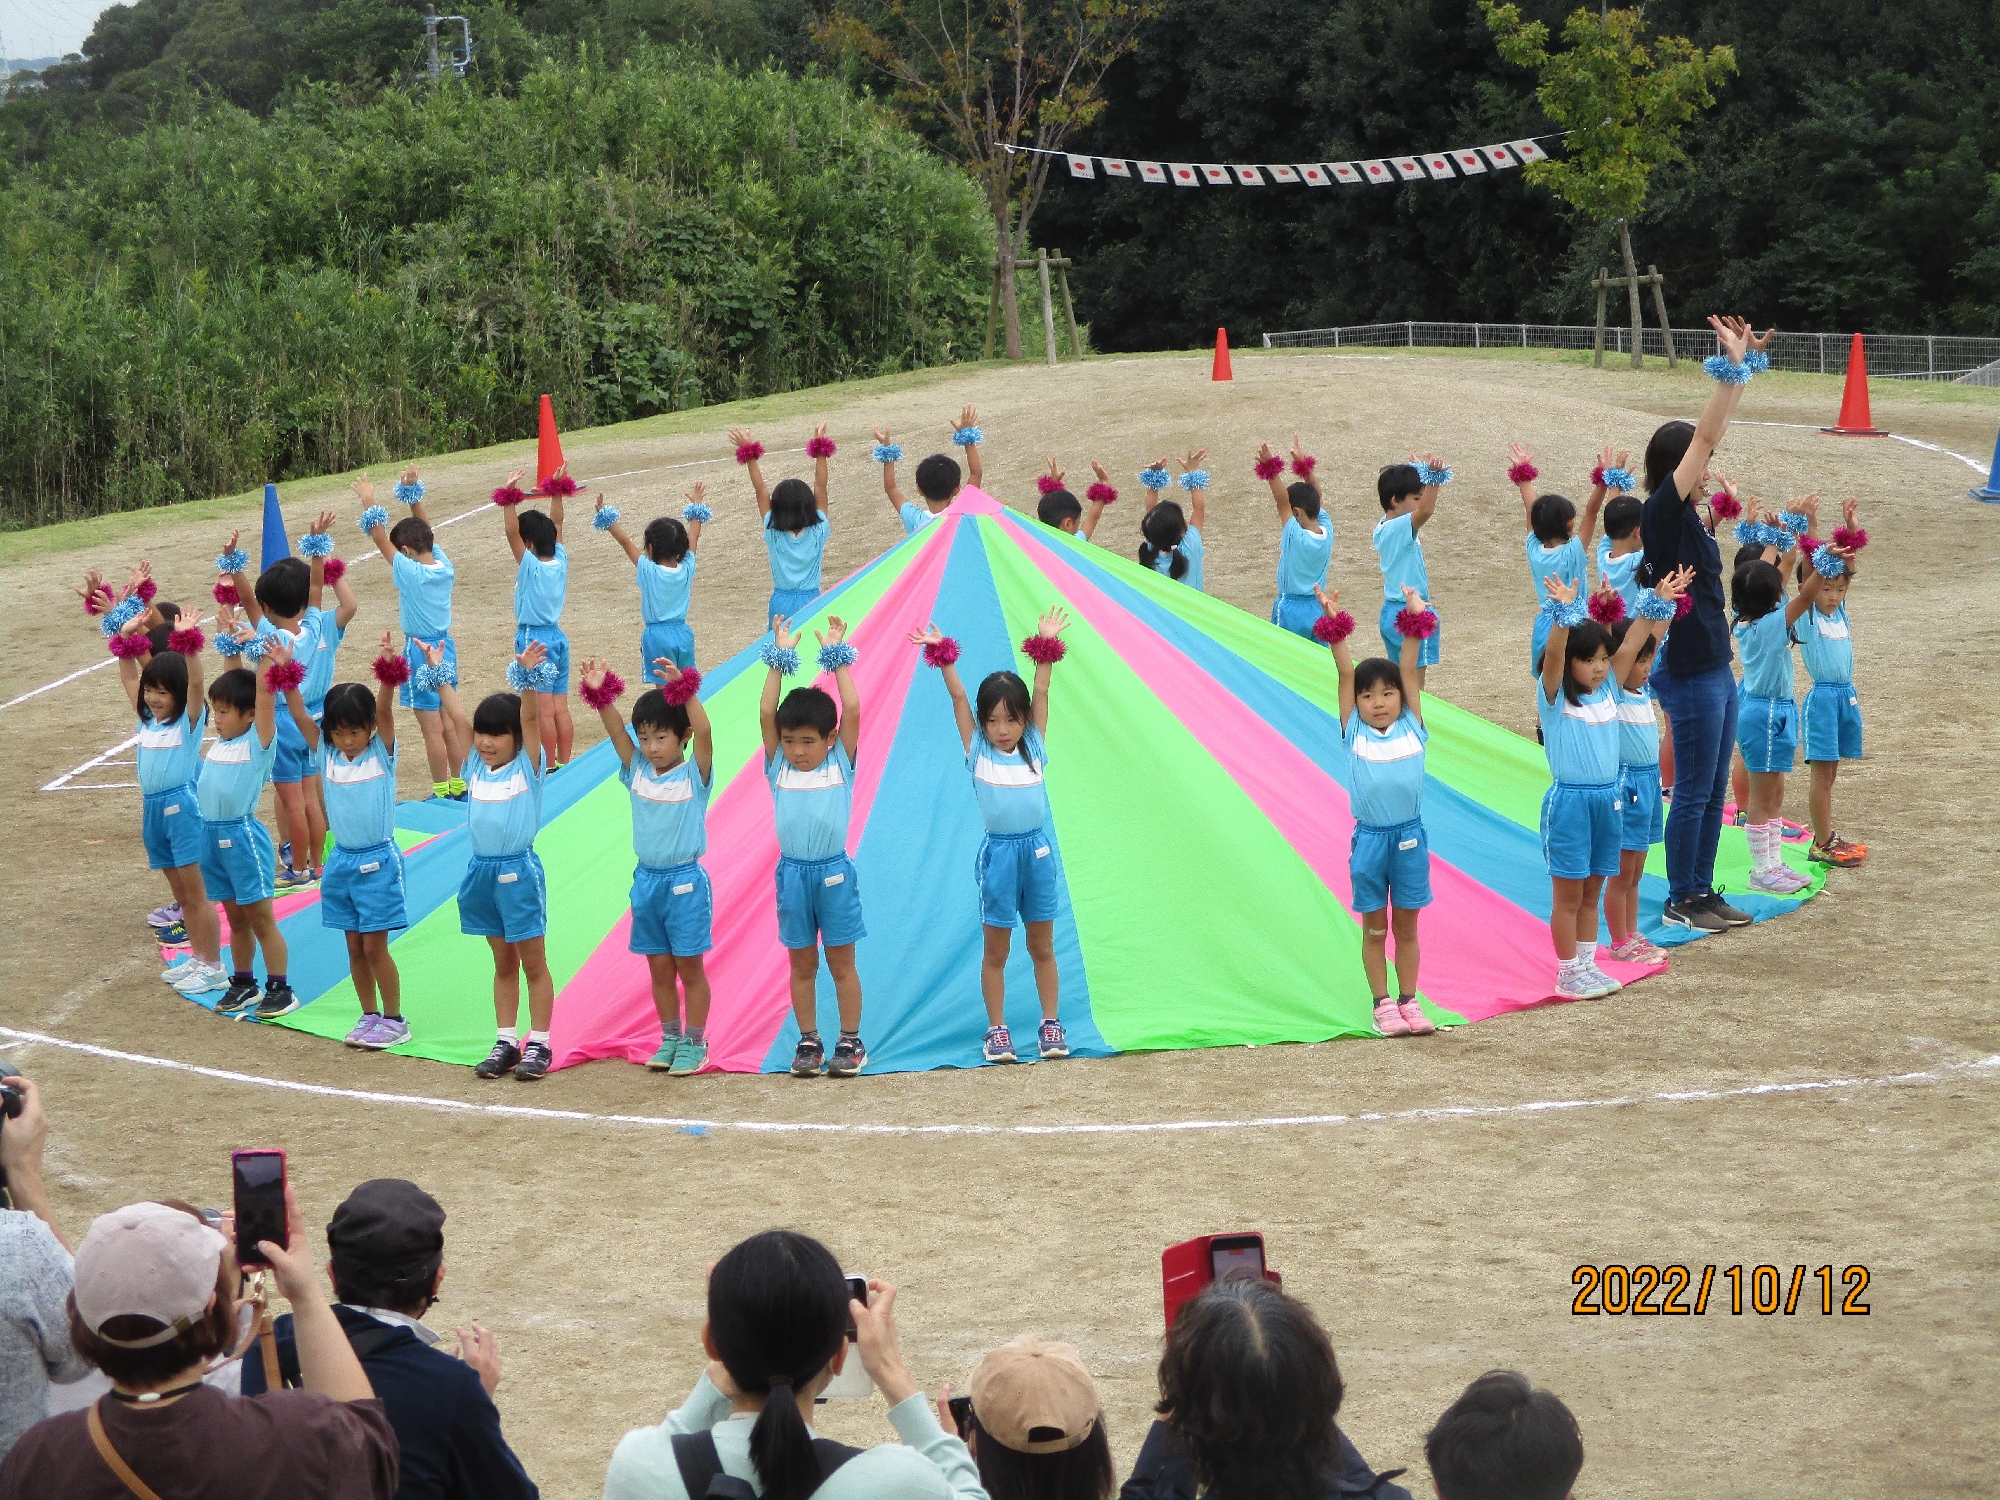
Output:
[1006, 137, 1556, 185]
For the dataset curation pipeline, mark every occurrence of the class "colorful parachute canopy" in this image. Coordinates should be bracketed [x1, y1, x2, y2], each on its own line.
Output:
[264, 488, 1822, 1072]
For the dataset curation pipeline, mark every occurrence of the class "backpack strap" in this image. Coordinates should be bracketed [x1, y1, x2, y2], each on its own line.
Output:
[87, 1401, 167, 1500]
[345, 1321, 404, 1360]
[671, 1431, 756, 1500]
[812, 1438, 863, 1481]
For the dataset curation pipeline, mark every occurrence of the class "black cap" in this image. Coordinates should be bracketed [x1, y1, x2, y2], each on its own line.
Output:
[326, 1178, 446, 1267]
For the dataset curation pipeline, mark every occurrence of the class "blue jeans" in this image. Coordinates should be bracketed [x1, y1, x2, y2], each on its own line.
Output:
[1651, 665, 1739, 903]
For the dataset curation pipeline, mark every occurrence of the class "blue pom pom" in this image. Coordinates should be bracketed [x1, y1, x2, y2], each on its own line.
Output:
[760, 642, 801, 677]
[394, 480, 426, 506]
[1178, 469, 1210, 491]
[1417, 464, 1455, 487]
[506, 662, 537, 693]
[1635, 591, 1677, 621]
[216, 548, 249, 574]
[1703, 354, 1753, 385]
[1539, 596, 1588, 628]
[359, 505, 389, 533]
[1602, 467, 1636, 493]
[1811, 545, 1847, 579]
[1778, 510, 1810, 536]
[101, 596, 144, 636]
[951, 427, 982, 447]
[1138, 467, 1171, 491]
[1744, 351, 1771, 374]
[413, 662, 456, 692]
[592, 506, 621, 531]
[298, 531, 335, 557]
[816, 641, 859, 674]
[681, 502, 713, 524]
[238, 633, 269, 662]
[871, 443, 904, 464]
[213, 633, 245, 658]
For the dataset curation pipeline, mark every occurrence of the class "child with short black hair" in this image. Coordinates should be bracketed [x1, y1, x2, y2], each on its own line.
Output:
[760, 614, 866, 1078]
[733, 424, 834, 624]
[596, 483, 710, 687]
[494, 465, 577, 769]
[1601, 593, 1681, 964]
[1508, 442, 1607, 676]
[908, 606, 1073, 1065]
[582, 655, 717, 1075]
[1800, 499, 1868, 868]
[1425, 1369, 1584, 1500]
[874, 405, 983, 534]
[1372, 450, 1450, 688]
[1035, 457, 1113, 538]
[1256, 433, 1332, 639]
[1137, 450, 1207, 589]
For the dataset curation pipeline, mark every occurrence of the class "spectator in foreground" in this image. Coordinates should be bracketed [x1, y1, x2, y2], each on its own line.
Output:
[604, 1228, 986, 1500]
[0, 1074, 90, 1464]
[0, 1188, 397, 1500]
[944, 1335, 1113, 1500]
[1119, 1278, 1410, 1500]
[1424, 1370, 1582, 1500]
[241, 1178, 537, 1500]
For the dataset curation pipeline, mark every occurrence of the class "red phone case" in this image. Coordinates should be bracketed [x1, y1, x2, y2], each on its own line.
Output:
[1161, 1233, 1277, 1328]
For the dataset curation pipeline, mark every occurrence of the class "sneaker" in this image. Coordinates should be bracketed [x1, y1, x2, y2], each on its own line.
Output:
[214, 978, 263, 1016]
[670, 1036, 709, 1076]
[274, 866, 307, 891]
[1696, 891, 1753, 927]
[1748, 865, 1811, 895]
[1397, 999, 1437, 1035]
[344, 1014, 383, 1047]
[1374, 998, 1411, 1036]
[828, 1034, 867, 1077]
[789, 1035, 826, 1077]
[146, 903, 183, 929]
[1037, 1019, 1070, 1059]
[1661, 897, 1729, 934]
[982, 1025, 1017, 1063]
[475, 1039, 522, 1079]
[1605, 935, 1668, 964]
[1809, 836, 1866, 868]
[1554, 965, 1612, 1001]
[1578, 963, 1624, 998]
[645, 1034, 681, 1071]
[161, 953, 197, 981]
[157, 922, 189, 946]
[369, 1016, 410, 1049]
[279, 841, 293, 870]
[169, 959, 227, 996]
[254, 984, 300, 1020]
[514, 1040, 553, 1080]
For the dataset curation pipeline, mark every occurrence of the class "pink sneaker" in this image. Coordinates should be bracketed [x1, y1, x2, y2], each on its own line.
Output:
[1374, 998, 1411, 1036]
[1397, 999, 1436, 1035]
[1606, 935, 1669, 964]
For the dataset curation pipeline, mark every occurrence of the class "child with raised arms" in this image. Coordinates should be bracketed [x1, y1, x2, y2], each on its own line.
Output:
[1535, 569, 1691, 1000]
[493, 465, 578, 769]
[732, 423, 834, 624]
[760, 614, 866, 1078]
[1315, 582, 1438, 1038]
[1508, 442, 1605, 677]
[1137, 449, 1207, 589]
[430, 639, 558, 1081]
[1035, 458, 1116, 538]
[1599, 587, 1684, 965]
[1371, 451, 1450, 689]
[595, 483, 709, 686]
[1257, 433, 1332, 639]
[581, 655, 716, 1076]
[1593, 452, 1644, 613]
[356, 467, 472, 800]
[874, 404, 983, 533]
[908, 607, 1074, 1065]
[307, 632, 414, 1049]
[1798, 500, 1869, 868]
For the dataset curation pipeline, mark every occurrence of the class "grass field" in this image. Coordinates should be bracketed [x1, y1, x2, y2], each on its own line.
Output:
[3, 348, 1995, 1498]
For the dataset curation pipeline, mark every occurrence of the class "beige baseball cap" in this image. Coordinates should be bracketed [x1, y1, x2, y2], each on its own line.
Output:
[74, 1201, 228, 1348]
[968, 1335, 1100, 1454]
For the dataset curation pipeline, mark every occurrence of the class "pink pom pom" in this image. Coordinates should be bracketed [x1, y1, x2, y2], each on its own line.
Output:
[373, 654, 412, 687]
[1674, 593, 1694, 619]
[579, 671, 627, 710]
[1037, 474, 1064, 495]
[805, 436, 837, 459]
[492, 485, 526, 507]
[81, 588, 109, 616]
[1020, 634, 1067, 665]
[1832, 525, 1868, 551]
[1086, 482, 1117, 505]
[1797, 534, 1820, 556]
[1311, 611, 1356, 645]
[1709, 492, 1742, 520]
[1508, 461, 1539, 484]
[213, 580, 240, 606]
[1587, 592, 1627, 625]
[265, 659, 307, 693]
[921, 636, 962, 669]
[166, 627, 206, 656]
[1254, 455, 1285, 481]
[734, 441, 765, 465]
[321, 556, 346, 586]
[107, 632, 148, 659]
[1290, 454, 1317, 479]
[541, 472, 579, 499]
[134, 577, 158, 603]
[661, 668, 702, 707]
[1589, 465, 1607, 487]
[1394, 606, 1439, 640]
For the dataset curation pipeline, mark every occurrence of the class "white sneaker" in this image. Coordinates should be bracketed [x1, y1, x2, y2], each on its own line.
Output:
[160, 955, 196, 981]
[1579, 962, 1624, 998]
[170, 959, 226, 995]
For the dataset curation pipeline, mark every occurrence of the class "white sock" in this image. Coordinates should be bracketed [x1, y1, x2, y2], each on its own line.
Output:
[1745, 822, 1770, 871]
[1577, 941, 1598, 967]
[496, 1026, 518, 1044]
[1759, 821, 1783, 871]
[528, 1029, 551, 1046]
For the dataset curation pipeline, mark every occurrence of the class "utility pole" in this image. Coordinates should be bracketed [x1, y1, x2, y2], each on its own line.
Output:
[422, 4, 440, 82]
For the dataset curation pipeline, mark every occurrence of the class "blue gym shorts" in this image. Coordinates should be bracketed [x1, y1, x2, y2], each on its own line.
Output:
[142, 784, 205, 871]
[1738, 691, 1799, 774]
[1270, 593, 1321, 639]
[1618, 765, 1664, 852]
[514, 624, 571, 695]
[1378, 600, 1441, 669]
[775, 852, 866, 950]
[767, 587, 818, 627]
[975, 829, 1061, 929]
[320, 840, 408, 934]
[629, 861, 713, 957]
[1349, 818, 1433, 913]
[272, 708, 323, 785]
[641, 621, 696, 684]
[1540, 781, 1621, 880]
[201, 817, 276, 906]
[1802, 682, 1863, 763]
[459, 851, 548, 943]
[400, 634, 458, 714]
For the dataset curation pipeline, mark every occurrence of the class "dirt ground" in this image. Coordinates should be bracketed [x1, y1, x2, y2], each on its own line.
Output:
[2, 350, 1995, 1498]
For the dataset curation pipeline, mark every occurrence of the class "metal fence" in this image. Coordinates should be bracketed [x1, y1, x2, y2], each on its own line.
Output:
[1258, 321, 2000, 382]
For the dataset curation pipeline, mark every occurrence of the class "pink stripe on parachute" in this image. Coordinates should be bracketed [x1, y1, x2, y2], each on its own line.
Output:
[1007, 522, 1659, 1020]
[548, 519, 955, 1073]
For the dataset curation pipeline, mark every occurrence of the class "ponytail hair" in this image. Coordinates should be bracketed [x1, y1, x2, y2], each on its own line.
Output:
[1140, 501, 1190, 581]
[708, 1230, 849, 1500]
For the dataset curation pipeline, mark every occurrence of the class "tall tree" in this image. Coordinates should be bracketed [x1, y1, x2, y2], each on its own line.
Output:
[1480, 3, 1736, 365]
[817, 0, 1156, 359]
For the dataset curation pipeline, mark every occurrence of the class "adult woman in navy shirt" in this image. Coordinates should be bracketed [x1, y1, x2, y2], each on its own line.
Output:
[1640, 315, 1773, 934]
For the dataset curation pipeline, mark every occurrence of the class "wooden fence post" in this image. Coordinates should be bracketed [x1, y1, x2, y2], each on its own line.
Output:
[1036, 249, 1058, 367]
[1647, 265, 1677, 369]
[1054, 251, 1083, 358]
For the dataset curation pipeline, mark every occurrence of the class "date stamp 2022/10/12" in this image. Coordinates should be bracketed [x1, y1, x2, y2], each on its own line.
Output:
[1572, 1264, 1871, 1316]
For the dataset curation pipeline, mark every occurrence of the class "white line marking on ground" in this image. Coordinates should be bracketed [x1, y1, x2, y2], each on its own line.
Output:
[41, 735, 140, 792]
[1, 1026, 1991, 1136]
[1735, 421, 1990, 475]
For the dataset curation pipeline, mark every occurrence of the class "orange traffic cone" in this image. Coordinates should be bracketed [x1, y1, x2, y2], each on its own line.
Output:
[533, 394, 568, 491]
[1212, 328, 1233, 382]
[1820, 334, 1887, 436]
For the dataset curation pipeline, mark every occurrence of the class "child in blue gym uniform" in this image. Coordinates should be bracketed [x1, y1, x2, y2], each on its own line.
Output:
[1256, 433, 1333, 639]
[1601, 600, 1681, 967]
[497, 465, 576, 768]
[432, 640, 557, 1082]
[908, 606, 1074, 1067]
[1318, 582, 1437, 1039]
[874, 404, 984, 534]
[596, 484, 710, 686]
[357, 467, 471, 799]
[760, 614, 867, 1079]
[582, 655, 716, 1077]
[1372, 453, 1450, 691]
[1509, 442, 1614, 677]
[732, 423, 834, 624]
[1138, 449, 1208, 590]
[1595, 495, 1647, 614]
[1799, 499, 1867, 869]
[309, 630, 413, 1050]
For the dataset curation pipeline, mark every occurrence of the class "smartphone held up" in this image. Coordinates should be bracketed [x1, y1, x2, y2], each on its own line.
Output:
[231, 1149, 288, 1267]
[1161, 1231, 1281, 1328]
[820, 1274, 875, 1400]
